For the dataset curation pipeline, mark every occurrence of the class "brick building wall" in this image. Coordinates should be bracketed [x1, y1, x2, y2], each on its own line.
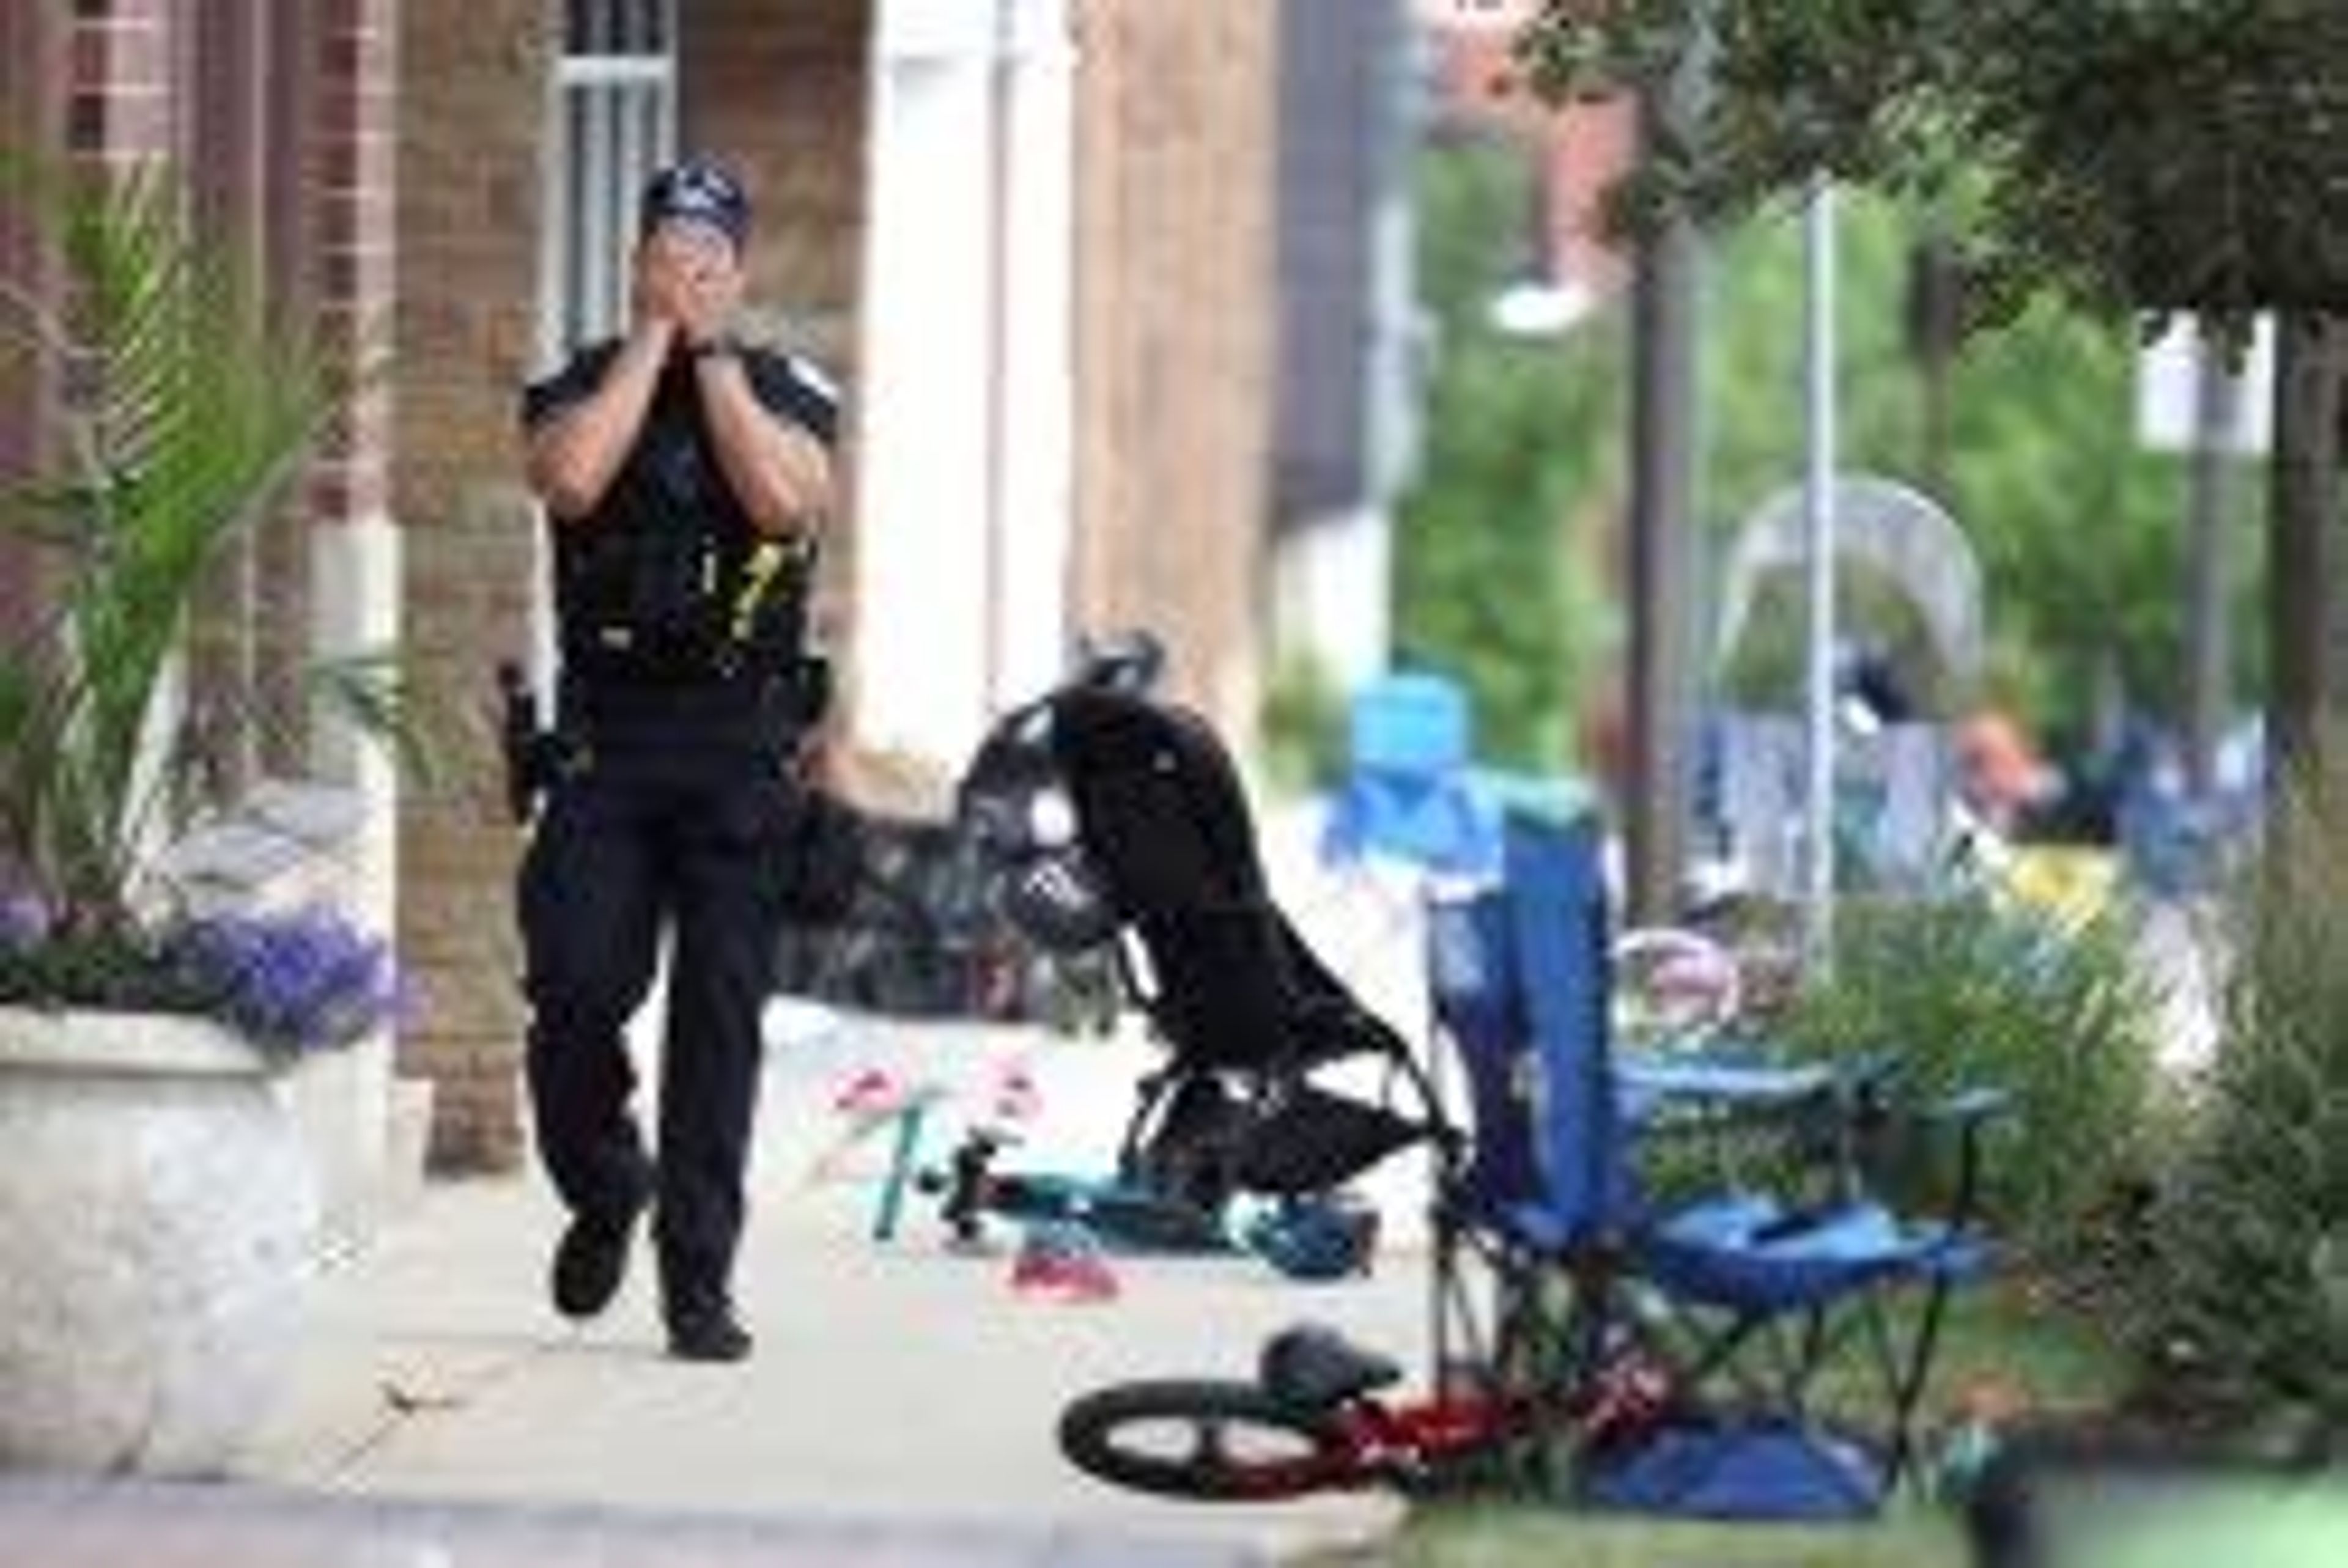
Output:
[281, 0, 401, 780]
[67, 0, 172, 158]
[309, 0, 399, 537]
[0, 4, 64, 638]
[678, 0, 867, 352]
[391, 0, 553, 1171]
[1067, 0, 1279, 745]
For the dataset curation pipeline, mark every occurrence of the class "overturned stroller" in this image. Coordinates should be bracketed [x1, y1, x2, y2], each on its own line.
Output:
[915, 647, 1450, 1279]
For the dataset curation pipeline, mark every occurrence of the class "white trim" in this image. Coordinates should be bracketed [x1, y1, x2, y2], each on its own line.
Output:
[856, 0, 1077, 768]
[555, 56, 673, 87]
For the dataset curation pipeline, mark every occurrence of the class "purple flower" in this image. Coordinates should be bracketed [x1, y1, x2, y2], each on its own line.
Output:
[0, 894, 51, 952]
[171, 907, 401, 1055]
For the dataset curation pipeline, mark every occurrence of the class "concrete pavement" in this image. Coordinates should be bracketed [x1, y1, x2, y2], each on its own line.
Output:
[187, 1010, 1436, 1566]
[0, 1473, 1289, 1567]
[0, 809, 1452, 1566]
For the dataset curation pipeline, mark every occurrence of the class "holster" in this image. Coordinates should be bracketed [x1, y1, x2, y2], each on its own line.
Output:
[498, 661, 564, 824]
[761, 650, 832, 751]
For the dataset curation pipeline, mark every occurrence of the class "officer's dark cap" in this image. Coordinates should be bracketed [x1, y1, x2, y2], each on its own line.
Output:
[638, 158, 750, 252]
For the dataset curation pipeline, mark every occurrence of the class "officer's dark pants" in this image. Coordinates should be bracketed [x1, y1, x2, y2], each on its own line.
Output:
[518, 696, 794, 1322]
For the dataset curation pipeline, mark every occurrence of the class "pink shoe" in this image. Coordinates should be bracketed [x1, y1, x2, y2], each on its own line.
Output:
[988, 1059, 1044, 1127]
[1010, 1223, 1120, 1303]
[833, 1067, 903, 1116]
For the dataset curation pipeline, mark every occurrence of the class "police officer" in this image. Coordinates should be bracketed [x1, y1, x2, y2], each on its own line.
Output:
[517, 158, 836, 1362]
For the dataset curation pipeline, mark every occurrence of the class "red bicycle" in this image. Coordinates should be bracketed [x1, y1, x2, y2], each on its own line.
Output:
[1056, 1322, 1670, 1502]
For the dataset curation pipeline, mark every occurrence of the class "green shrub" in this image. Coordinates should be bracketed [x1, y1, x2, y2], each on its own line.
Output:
[1768, 890, 2162, 1262]
[2150, 776, 2348, 1439]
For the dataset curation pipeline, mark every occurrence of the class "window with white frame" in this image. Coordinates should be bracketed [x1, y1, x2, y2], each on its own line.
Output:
[539, 0, 676, 355]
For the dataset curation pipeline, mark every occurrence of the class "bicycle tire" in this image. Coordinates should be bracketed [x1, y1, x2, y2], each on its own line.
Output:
[1057, 1380, 1357, 1501]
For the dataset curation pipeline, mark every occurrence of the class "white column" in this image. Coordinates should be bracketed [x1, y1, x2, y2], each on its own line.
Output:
[300, 510, 403, 1250]
[857, 7, 997, 770]
[857, 0, 1076, 775]
[988, 0, 1074, 714]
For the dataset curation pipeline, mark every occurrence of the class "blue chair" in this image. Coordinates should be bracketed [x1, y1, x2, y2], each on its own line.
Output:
[1424, 812, 2002, 1519]
[1319, 672, 1500, 878]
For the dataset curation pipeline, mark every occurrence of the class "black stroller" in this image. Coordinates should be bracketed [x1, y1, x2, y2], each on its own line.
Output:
[923, 668, 1452, 1275]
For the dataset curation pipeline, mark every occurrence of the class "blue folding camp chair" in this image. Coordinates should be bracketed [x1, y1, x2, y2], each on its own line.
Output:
[1319, 671, 1501, 878]
[1425, 811, 2003, 1519]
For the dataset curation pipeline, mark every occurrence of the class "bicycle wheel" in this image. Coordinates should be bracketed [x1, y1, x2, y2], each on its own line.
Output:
[1057, 1380, 1356, 1501]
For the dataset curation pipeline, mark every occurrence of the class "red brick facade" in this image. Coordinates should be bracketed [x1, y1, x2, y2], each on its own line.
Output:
[389, 0, 554, 1172]
[678, 0, 869, 338]
[67, 0, 172, 159]
[311, 0, 399, 530]
[0, 4, 61, 638]
[1068, 0, 1278, 738]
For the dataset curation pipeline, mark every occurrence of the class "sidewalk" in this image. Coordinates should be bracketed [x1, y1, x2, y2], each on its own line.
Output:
[90, 1012, 1432, 1566]
[0, 1473, 1282, 1567]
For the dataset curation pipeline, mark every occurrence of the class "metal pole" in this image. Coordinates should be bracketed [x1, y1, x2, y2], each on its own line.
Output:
[2266, 312, 2342, 781]
[2182, 322, 2238, 797]
[1623, 28, 1707, 927]
[1800, 174, 1838, 966]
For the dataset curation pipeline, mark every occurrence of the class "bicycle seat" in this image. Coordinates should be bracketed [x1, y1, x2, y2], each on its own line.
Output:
[1260, 1323, 1402, 1411]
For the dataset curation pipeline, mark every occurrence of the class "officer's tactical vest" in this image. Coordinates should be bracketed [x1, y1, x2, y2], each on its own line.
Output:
[546, 344, 827, 686]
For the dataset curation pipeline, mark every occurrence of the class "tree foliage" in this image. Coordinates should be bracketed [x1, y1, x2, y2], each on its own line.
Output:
[1393, 129, 2245, 762]
[1517, 1, 2348, 328]
[1394, 132, 1624, 770]
[1701, 194, 2254, 745]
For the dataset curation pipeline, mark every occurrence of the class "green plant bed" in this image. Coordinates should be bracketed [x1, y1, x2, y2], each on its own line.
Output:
[2139, 773, 2348, 1445]
[1766, 889, 2164, 1268]
[1726, 1281, 2135, 1445]
[1925, 1279, 2135, 1418]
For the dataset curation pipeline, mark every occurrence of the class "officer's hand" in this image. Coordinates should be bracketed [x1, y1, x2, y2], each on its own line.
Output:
[679, 240, 744, 348]
[631, 238, 696, 333]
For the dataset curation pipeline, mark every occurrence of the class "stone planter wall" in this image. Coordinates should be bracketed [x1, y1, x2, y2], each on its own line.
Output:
[0, 1009, 317, 1476]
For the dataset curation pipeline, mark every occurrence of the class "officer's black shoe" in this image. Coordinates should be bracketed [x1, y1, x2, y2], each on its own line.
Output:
[550, 1206, 641, 1320]
[665, 1302, 754, 1363]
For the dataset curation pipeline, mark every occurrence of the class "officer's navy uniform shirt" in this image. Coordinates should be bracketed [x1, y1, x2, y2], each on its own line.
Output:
[520, 340, 838, 688]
